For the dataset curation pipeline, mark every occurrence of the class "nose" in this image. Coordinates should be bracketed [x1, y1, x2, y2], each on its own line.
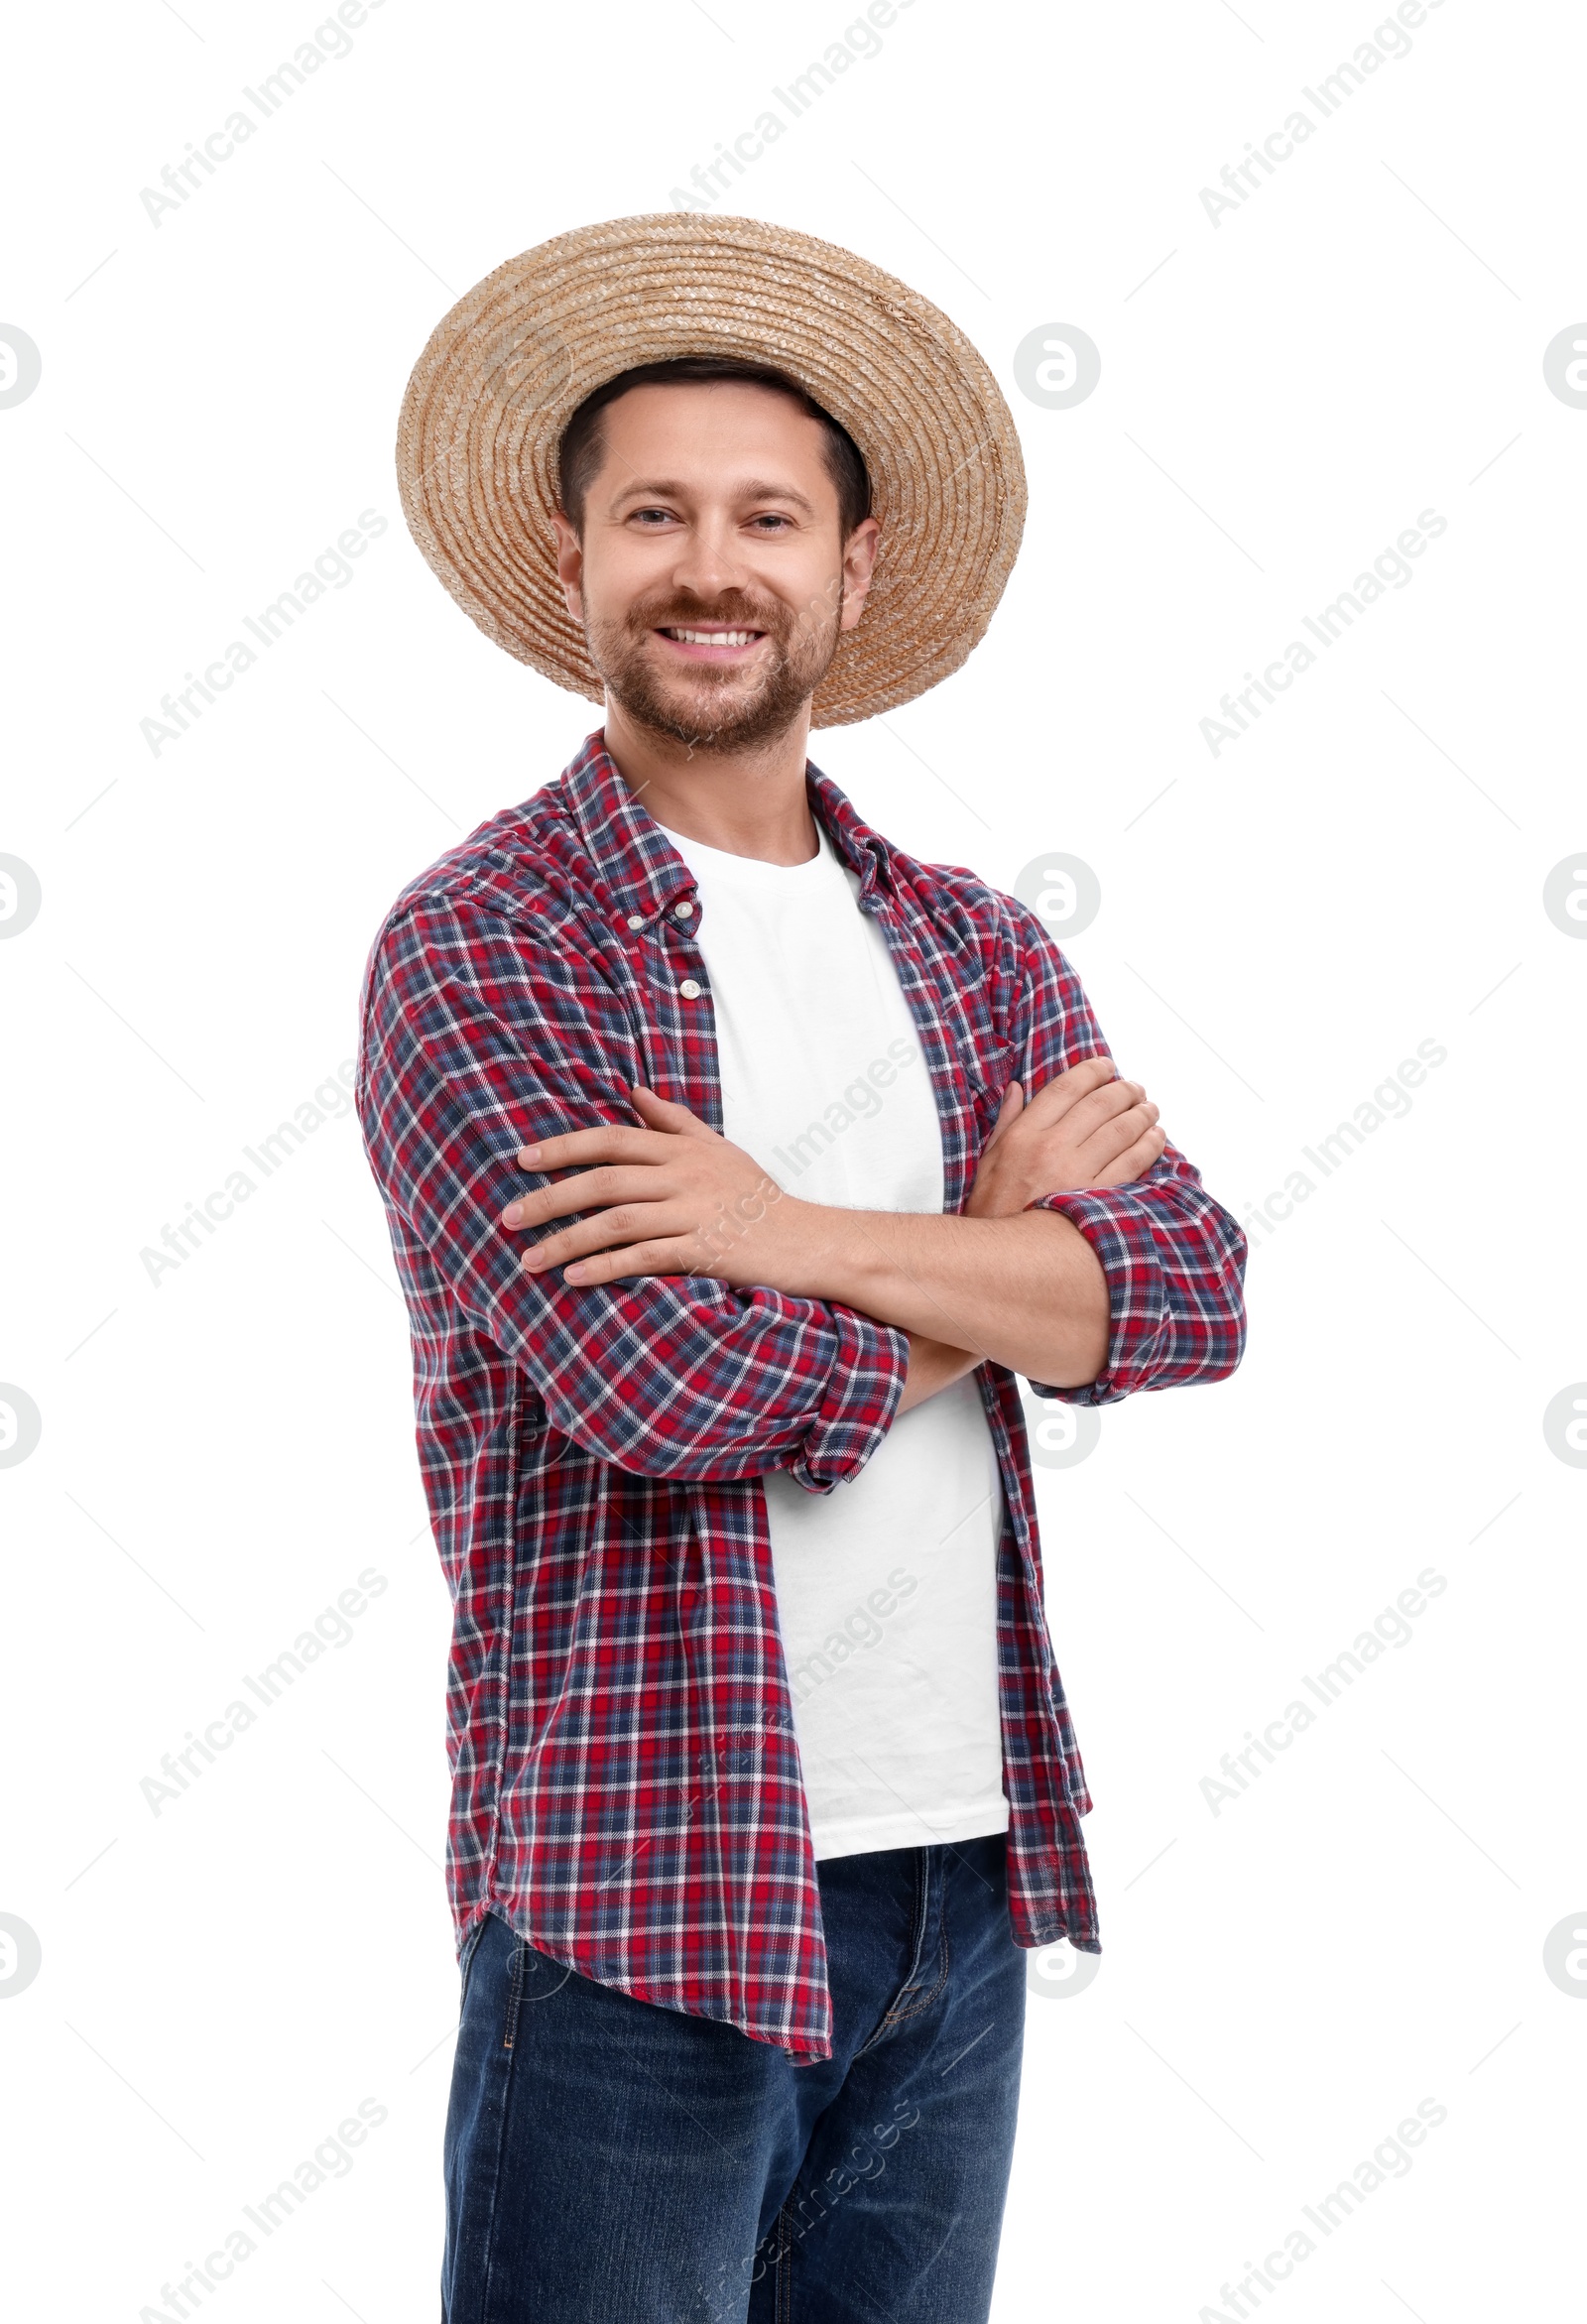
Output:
[663, 510, 756, 607]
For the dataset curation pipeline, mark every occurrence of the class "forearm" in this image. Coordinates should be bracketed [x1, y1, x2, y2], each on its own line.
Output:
[775, 1203, 1111, 1390]
[897, 1330, 984, 1412]
[359, 958, 910, 1491]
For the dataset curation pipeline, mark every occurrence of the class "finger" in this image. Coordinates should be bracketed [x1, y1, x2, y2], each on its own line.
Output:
[1086, 1090, 1155, 1139]
[983, 1079, 1025, 1149]
[516, 1123, 675, 1171]
[1017, 1055, 1118, 1124]
[503, 1165, 671, 1230]
[520, 1200, 701, 1273]
[1060, 1077, 1149, 1140]
[563, 1239, 719, 1286]
[1089, 1124, 1168, 1187]
[628, 1083, 721, 1141]
[1074, 1100, 1160, 1171]
[1021, 1080, 1145, 1160]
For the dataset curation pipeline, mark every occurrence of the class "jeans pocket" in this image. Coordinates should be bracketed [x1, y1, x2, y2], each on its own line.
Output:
[501, 1934, 575, 2048]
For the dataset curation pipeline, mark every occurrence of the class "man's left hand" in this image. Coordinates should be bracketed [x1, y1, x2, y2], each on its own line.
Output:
[502, 1082, 1113, 1389]
[504, 1085, 809, 1288]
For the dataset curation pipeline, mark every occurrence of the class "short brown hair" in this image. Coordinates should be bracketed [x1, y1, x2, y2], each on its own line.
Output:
[555, 356, 871, 538]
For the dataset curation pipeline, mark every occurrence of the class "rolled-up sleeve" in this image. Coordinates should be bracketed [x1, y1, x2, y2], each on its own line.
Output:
[1029, 1173, 1248, 1405]
[998, 898, 1248, 1407]
[357, 895, 908, 1485]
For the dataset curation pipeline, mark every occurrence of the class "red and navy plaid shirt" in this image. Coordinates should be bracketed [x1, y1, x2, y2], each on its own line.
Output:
[356, 732, 1247, 2062]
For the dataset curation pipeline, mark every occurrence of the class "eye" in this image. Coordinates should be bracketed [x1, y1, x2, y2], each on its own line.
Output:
[629, 507, 679, 527]
[748, 513, 794, 532]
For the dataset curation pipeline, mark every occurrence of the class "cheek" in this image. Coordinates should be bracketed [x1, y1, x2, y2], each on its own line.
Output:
[768, 538, 846, 623]
[581, 530, 680, 620]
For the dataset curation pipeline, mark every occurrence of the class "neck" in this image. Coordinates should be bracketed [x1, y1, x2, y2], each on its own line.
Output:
[599, 696, 818, 865]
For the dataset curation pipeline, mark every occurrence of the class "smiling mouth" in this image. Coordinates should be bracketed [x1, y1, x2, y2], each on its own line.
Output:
[656, 625, 767, 653]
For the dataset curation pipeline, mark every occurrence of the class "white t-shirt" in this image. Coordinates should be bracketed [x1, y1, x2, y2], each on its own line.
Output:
[661, 816, 1009, 1861]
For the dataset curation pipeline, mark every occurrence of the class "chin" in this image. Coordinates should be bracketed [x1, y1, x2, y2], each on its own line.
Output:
[632, 675, 772, 740]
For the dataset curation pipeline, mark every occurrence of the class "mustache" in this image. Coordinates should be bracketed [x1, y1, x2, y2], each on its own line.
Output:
[626, 590, 789, 638]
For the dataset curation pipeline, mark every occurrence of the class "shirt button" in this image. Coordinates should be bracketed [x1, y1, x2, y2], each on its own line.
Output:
[674, 901, 694, 918]
[679, 979, 702, 1000]
[626, 913, 646, 930]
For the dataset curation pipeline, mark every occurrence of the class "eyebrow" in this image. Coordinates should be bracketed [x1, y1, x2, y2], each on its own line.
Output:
[609, 478, 818, 517]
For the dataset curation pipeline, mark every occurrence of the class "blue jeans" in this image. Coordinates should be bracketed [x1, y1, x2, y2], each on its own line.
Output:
[441, 1832, 1026, 2322]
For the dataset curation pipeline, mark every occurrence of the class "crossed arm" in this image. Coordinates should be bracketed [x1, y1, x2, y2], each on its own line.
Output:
[502, 1058, 1165, 1407]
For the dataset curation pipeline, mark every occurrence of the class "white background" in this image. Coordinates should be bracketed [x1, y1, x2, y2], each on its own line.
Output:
[3, 1, 1583, 2318]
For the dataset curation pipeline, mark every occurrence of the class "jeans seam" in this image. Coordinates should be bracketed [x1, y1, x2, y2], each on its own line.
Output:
[451, 1918, 523, 2324]
[456, 1912, 490, 2018]
[851, 1848, 940, 2057]
[883, 1848, 950, 2026]
[882, 1940, 949, 2023]
[778, 2198, 794, 2324]
[502, 1937, 528, 2052]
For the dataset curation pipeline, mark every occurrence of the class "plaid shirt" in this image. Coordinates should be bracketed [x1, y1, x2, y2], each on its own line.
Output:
[356, 732, 1247, 2063]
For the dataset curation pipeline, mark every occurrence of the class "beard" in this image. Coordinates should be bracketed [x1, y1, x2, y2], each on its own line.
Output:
[583, 582, 842, 755]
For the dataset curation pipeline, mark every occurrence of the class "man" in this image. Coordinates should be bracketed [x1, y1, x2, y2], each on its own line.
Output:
[359, 214, 1247, 2323]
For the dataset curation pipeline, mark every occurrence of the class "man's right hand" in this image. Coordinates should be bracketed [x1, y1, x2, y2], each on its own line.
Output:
[964, 1057, 1164, 1220]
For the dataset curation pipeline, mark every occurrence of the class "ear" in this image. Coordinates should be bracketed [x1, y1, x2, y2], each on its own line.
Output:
[837, 516, 882, 634]
[550, 507, 584, 623]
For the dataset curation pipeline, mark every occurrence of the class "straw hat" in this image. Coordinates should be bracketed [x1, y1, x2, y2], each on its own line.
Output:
[394, 213, 1026, 727]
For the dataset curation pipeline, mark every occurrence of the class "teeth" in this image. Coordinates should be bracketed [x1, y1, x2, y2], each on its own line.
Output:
[667, 628, 758, 646]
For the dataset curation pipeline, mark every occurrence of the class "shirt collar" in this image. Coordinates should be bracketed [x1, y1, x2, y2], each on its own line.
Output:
[553, 728, 897, 923]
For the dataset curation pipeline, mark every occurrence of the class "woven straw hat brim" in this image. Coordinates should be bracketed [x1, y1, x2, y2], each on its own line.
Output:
[395, 213, 1026, 727]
